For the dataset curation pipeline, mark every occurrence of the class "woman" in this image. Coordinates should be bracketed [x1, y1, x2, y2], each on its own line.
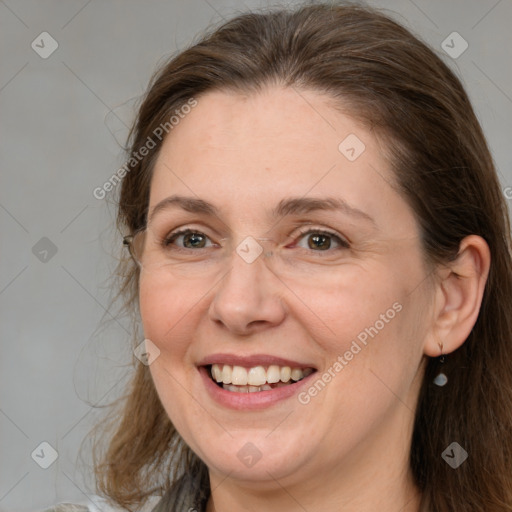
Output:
[48, 2, 512, 511]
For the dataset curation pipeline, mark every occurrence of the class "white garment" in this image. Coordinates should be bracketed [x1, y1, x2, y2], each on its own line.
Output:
[42, 494, 161, 512]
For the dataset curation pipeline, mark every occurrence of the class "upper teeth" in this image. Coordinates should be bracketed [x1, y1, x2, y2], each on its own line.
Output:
[210, 364, 313, 386]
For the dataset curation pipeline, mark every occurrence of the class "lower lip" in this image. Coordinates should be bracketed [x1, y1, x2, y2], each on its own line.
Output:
[199, 366, 315, 410]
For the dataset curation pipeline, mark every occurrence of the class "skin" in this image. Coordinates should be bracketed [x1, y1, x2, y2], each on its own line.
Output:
[139, 86, 490, 512]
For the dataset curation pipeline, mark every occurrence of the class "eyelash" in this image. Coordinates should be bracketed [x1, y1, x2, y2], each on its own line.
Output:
[163, 227, 350, 253]
[292, 226, 350, 250]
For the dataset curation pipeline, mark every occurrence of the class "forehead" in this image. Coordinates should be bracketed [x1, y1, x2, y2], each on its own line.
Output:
[159, 86, 364, 158]
[149, 86, 403, 228]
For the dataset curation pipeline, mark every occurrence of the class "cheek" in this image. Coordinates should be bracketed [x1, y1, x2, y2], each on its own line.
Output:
[301, 265, 424, 396]
[311, 299, 423, 436]
[139, 275, 204, 348]
[140, 277, 204, 432]
[138, 276, 206, 414]
[298, 266, 400, 347]
[347, 288, 429, 412]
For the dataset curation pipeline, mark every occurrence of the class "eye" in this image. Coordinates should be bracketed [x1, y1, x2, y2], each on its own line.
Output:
[293, 228, 349, 252]
[162, 227, 348, 253]
[164, 229, 215, 249]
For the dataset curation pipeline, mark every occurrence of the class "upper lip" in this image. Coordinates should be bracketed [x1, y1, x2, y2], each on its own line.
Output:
[197, 353, 316, 369]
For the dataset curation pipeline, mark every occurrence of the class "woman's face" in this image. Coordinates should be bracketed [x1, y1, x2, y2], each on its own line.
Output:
[140, 86, 433, 490]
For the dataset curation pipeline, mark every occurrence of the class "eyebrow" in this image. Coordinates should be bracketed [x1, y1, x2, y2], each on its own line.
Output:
[149, 194, 375, 225]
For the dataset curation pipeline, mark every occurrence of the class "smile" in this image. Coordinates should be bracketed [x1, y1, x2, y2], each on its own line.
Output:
[209, 364, 315, 393]
[198, 354, 318, 409]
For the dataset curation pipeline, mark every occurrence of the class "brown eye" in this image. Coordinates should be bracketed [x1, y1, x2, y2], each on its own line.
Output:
[182, 232, 207, 248]
[165, 230, 212, 249]
[307, 233, 332, 250]
[294, 229, 349, 252]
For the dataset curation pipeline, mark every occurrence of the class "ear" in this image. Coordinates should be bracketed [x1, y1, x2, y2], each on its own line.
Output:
[423, 235, 491, 357]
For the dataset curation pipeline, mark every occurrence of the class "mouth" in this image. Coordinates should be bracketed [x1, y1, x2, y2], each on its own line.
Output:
[206, 363, 316, 393]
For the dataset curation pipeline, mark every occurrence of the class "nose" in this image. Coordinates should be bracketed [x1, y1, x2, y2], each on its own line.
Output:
[208, 249, 286, 335]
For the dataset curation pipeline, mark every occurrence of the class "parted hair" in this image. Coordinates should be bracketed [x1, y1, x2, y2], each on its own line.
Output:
[91, 2, 512, 511]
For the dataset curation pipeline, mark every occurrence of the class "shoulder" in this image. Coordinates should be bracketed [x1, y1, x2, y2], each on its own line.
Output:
[39, 495, 162, 512]
[41, 506, 89, 512]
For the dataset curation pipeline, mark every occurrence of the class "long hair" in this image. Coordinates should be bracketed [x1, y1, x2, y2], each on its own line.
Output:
[92, 3, 512, 510]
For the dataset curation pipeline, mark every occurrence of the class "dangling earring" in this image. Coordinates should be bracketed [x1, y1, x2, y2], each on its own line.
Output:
[433, 341, 448, 387]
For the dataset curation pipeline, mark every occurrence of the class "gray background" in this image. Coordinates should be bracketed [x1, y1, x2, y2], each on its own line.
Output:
[1, 0, 511, 511]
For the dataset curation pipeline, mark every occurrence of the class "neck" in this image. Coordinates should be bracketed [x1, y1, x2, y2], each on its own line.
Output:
[207, 469, 421, 512]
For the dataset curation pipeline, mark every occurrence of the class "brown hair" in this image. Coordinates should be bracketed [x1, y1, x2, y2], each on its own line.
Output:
[92, 2, 512, 510]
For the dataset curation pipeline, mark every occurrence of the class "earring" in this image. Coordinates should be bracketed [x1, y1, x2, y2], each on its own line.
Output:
[433, 342, 448, 387]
